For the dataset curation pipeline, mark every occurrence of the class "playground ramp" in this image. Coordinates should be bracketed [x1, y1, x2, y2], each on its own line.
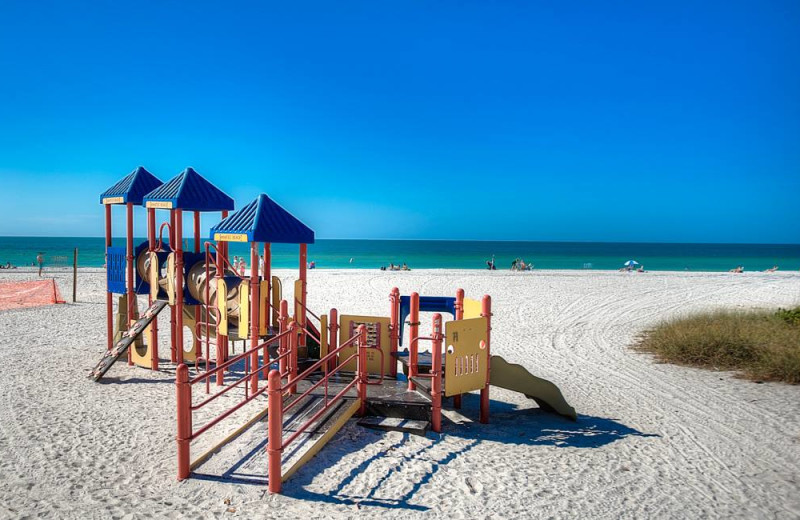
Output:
[490, 355, 577, 421]
[88, 300, 169, 381]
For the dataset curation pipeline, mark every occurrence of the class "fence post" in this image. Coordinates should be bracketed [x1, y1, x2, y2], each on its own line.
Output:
[453, 288, 464, 409]
[288, 320, 298, 395]
[328, 308, 338, 373]
[72, 248, 78, 303]
[480, 295, 492, 424]
[431, 314, 443, 433]
[176, 364, 192, 480]
[408, 292, 420, 391]
[267, 369, 283, 494]
[357, 324, 368, 416]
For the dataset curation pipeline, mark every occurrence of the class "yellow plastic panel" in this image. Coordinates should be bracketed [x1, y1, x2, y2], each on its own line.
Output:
[293, 279, 304, 325]
[338, 315, 392, 376]
[271, 276, 282, 328]
[166, 253, 176, 305]
[149, 252, 159, 300]
[217, 278, 228, 336]
[463, 298, 482, 319]
[320, 314, 328, 360]
[444, 316, 488, 397]
[259, 280, 269, 335]
[239, 280, 249, 339]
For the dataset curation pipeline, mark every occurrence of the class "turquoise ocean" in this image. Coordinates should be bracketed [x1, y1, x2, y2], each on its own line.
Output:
[1, 236, 799, 272]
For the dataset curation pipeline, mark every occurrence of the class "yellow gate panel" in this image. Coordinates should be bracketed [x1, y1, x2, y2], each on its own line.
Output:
[259, 280, 269, 335]
[463, 298, 482, 319]
[271, 276, 282, 328]
[217, 278, 228, 336]
[149, 252, 159, 300]
[320, 314, 328, 361]
[293, 279, 304, 326]
[338, 315, 392, 376]
[166, 253, 176, 305]
[444, 316, 488, 397]
[239, 280, 249, 339]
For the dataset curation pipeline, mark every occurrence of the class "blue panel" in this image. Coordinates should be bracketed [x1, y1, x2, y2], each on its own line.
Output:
[209, 193, 315, 244]
[107, 247, 126, 294]
[100, 166, 163, 205]
[142, 167, 234, 212]
[397, 295, 456, 347]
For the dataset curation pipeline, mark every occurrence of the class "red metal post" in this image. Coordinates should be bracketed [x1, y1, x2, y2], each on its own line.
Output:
[176, 363, 191, 480]
[408, 292, 420, 391]
[480, 295, 492, 424]
[263, 242, 271, 310]
[328, 308, 338, 373]
[298, 243, 307, 346]
[126, 202, 135, 366]
[175, 209, 185, 365]
[250, 241, 260, 394]
[389, 287, 399, 378]
[357, 324, 368, 416]
[267, 369, 282, 494]
[453, 288, 465, 409]
[148, 207, 159, 370]
[431, 313, 443, 433]
[170, 210, 177, 363]
[193, 211, 201, 357]
[279, 300, 288, 377]
[215, 239, 225, 387]
[105, 204, 113, 351]
[288, 321, 298, 394]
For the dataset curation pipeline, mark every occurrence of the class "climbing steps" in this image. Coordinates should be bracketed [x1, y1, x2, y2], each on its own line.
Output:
[88, 300, 168, 381]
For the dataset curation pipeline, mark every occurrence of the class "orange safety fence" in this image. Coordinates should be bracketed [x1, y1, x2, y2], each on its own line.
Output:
[0, 279, 65, 311]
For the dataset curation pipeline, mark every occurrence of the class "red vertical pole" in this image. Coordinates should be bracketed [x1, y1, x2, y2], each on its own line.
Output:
[170, 210, 177, 363]
[278, 300, 288, 377]
[263, 243, 271, 309]
[215, 241, 225, 387]
[267, 369, 282, 494]
[193, 211, 201, 357]
[175, 209, 184, 365]
[148, 207, 159, 370]
[250, 242, 260, 394]
[453, 288, 464, 409]
[105, 204, 113, 351]
[126, 202, 135, 366]
[298, 243, 307, 346]
[219, 210, 229, 365]
[288, 321, 298, 394]
[357, 324, 367, 416]
[328, 308, 338, 373]
[480, 295, 492, 424]
[408, 292, 420, 391]
[431, 313, 443, 433]
[176, 363, 191, 480]
[389, 287, 399, 378]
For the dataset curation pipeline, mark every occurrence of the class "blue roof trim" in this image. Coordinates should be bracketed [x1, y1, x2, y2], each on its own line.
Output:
[100, 166, 163, 205]
[209, 193, 315, 244]
[142, 167, 234, 212]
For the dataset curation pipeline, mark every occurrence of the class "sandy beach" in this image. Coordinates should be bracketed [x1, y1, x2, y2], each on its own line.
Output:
[0, 268, 798, 519]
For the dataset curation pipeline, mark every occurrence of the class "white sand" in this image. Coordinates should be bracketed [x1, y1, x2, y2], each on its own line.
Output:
[1, 267, 798, 518]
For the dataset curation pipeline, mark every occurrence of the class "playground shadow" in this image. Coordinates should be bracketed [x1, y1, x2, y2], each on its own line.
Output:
[96, 376, 174, 385]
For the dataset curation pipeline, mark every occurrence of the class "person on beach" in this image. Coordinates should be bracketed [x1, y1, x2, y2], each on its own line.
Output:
[486, 256, 496, 270]
[36, 253, 44, 276]
[511, 258, 518, 271]
[401, 262, 410, 271]
[308, 261, 316, 269]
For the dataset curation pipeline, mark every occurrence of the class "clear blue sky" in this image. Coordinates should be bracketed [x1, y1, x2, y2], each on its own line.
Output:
[0, 1, 798, 243]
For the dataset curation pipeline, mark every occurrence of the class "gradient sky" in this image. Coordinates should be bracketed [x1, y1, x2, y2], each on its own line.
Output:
[0, 1, 798, 243]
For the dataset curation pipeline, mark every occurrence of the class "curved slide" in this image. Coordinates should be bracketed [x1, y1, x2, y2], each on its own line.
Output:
[490, 356, 577, 421]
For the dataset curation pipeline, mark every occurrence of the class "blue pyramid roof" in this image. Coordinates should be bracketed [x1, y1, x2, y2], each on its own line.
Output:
[209, 193, 315, 244]
[142, 167, 234, 212]
[100, 166, 163, 205]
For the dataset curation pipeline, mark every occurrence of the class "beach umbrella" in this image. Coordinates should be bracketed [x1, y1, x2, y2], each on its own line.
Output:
[624, 260, 639, 267]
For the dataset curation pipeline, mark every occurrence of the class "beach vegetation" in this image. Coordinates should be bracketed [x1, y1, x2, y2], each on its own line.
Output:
[636, 307, 800, 384]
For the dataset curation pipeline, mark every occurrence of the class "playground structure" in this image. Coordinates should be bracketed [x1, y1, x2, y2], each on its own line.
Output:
[91, 166, 576, 494]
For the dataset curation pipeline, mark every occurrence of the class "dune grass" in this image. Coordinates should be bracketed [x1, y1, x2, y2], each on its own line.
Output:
[635, 307, 800, 384]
